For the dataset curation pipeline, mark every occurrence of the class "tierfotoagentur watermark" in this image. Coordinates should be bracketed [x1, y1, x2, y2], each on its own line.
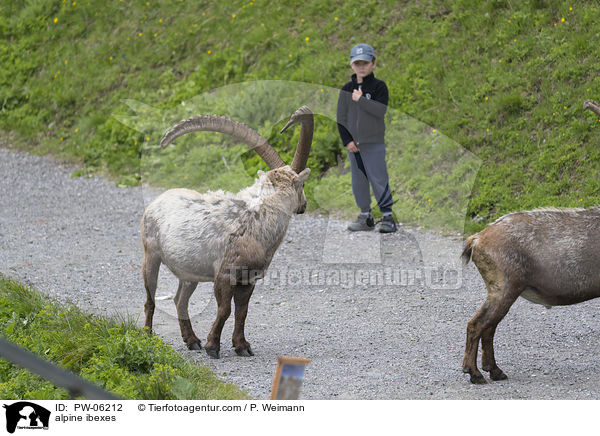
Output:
[226, 265, 463, 290]
[117, 79, 481, 319]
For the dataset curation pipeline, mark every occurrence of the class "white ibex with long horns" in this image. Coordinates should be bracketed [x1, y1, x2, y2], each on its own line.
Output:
[460, 100, 600, 383]
[141, 106, 313, 358]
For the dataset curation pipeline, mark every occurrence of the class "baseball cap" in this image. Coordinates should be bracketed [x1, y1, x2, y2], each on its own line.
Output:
[350, 43, 375, 64]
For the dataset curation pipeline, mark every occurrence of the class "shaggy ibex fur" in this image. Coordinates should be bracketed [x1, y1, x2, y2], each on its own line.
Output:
[142, 106, 313, 358]
[460, 100, 600, 383]
[583, 99, 600, 117]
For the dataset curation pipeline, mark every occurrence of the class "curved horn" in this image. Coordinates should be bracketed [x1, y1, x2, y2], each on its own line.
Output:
[280, 106, 314, 174]
[583, 99, 600, 118]
[160, 115, 285, 169]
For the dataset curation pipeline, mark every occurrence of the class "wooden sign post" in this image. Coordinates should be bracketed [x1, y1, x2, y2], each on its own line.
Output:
[270, 356, 311, 400]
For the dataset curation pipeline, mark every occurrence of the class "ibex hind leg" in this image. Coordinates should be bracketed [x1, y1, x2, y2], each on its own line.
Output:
[481, 325, 508, 381]
[142, 252, 161, 334]
[174, 280, 202, 350]
[463, 285, 519, 384]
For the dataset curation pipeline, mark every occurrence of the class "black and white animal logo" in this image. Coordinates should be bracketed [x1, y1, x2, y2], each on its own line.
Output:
[3, 402, 50, 433]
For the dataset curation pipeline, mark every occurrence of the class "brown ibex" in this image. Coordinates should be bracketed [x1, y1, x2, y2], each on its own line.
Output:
[461, 99, 600, 383]
[141, 106, 313, 358]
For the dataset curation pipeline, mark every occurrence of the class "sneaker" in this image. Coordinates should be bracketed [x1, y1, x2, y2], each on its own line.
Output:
[379, 215, 397, 233]
[347, 213, 375, 231]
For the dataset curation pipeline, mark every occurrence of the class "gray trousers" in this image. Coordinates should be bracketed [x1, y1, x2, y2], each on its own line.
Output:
[348, 143, 393, 214]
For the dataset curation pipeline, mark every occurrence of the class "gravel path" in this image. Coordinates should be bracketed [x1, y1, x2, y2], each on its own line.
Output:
[2, 147, 600, 399]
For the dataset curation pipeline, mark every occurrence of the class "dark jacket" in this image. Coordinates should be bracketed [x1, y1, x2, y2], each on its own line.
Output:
[337, 72, 388, 146]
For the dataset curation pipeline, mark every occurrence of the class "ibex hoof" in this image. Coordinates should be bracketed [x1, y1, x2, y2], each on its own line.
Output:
[187, 340, 202, 351]
[235, 346, 254, 357]
[490, 368, 508, 381]
[470, 374, 487, 384]
[205, 347, 220, 359]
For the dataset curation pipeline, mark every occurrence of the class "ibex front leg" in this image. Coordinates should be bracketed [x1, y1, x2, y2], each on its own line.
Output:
[205, 273, 234, 359]
[233, 284, 256, 356]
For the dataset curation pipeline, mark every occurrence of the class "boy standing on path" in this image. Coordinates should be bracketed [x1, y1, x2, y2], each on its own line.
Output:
[337, 43, 396, 233]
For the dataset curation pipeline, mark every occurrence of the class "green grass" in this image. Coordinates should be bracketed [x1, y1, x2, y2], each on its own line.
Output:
[0, 275, 248, 400]
[1, 0, 600, 233]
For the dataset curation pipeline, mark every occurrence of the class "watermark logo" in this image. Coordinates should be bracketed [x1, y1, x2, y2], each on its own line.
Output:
[116, 80, 481, 319]
[226, 265, 462, 289]
[3, 402, 50, 433]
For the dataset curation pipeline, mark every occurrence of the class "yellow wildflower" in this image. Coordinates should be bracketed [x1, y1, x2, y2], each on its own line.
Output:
[53, 17, 58, 23]
[561, 17, 565, 22]
[305, 36, 309, 41]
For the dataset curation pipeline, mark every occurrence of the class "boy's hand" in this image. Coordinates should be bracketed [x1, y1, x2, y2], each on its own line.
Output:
[346, 141, 359, 153]
[352, 88, 363, 102]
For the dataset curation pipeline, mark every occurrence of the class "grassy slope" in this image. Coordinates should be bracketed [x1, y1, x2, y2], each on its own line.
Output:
[0, 276, 248, 399]
[1, 0, 599, 232]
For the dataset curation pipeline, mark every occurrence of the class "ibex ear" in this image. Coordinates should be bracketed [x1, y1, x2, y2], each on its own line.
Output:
[297, 168, 310, 183]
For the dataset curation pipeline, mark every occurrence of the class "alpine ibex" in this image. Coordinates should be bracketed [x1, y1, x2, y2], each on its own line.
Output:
[460, 99, 600, 383]
[142, 106, 313, 358]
